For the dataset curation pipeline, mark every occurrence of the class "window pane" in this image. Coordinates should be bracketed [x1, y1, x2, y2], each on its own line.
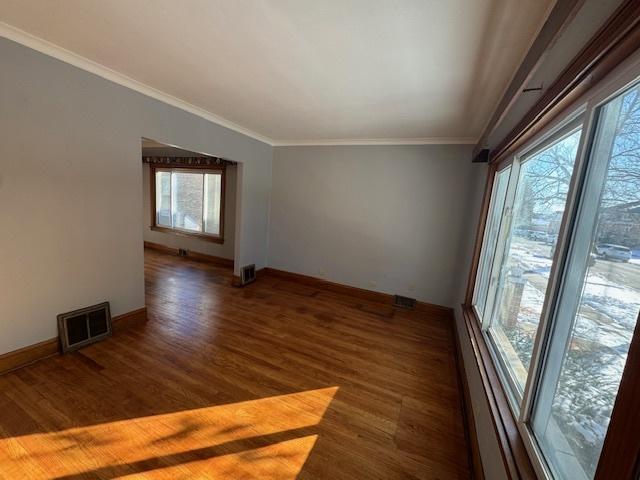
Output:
[474, 166, 511, 319]
[489, 128, 581, 394]
[171, 171, 203, 232]
[155, 171, 172, 227]
[204, 173, 222, 235]
[533, 83, 640, 480]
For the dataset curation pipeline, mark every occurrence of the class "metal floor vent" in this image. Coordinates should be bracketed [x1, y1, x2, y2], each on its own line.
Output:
[394, 295, 416, 309]
[58, 302, 112, 353]
[240, 264, 256, 286]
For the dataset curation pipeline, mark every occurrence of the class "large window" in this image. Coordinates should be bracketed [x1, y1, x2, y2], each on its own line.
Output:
[532, 82, 640, 480]
[488, 126, 582, 398]
[471, 74, 640, 479]
[151, 167, 225, 242]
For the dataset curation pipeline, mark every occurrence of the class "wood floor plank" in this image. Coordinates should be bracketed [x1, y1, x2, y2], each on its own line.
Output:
[0, 249, 471, 479]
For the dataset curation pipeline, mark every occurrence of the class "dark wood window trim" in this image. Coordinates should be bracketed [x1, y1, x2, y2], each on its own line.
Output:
[149, 164, 226, 244]
[464, 297, 640, 480]
[464, 117, 640, 480]
[462, 305, 537, 480]
[462, 4, 640, 476]
[464, 132, 640, 479]
[595, 314, 640, 479]
[462, 166, 537, 480]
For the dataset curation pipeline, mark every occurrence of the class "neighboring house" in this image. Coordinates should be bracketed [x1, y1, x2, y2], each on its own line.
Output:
[598, 200, 640, 248]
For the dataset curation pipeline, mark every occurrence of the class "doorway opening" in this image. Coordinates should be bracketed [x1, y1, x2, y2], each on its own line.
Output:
[140, 137, 238, 290]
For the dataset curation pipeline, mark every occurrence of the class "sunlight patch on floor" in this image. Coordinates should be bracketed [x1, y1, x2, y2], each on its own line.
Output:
[118, 435, 319, 480]
[0, 387, 337, 479]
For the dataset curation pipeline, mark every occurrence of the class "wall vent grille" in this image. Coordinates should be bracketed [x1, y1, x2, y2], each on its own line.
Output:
[240, 264, 256, 286]
[58, 302, 112, 353]
[394, 295, 416, 309]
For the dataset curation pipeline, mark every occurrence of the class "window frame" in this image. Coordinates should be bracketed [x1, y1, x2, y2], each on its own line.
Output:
[478, 113, 586, 415]
[149, 164, 226, 244]
[464, 46, 640, 480]
[472, 163, 512, 323]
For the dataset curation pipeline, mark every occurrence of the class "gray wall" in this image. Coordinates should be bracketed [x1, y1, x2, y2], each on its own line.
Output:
[142, 164, 237, 260]
[0, 38, 272, 354]
[269, 144, 476, 307]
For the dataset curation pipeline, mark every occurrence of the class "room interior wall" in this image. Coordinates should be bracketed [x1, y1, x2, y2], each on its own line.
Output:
[141, 163, 237, 260]
[269, 144, 477, 307]
[0, 37, 272, 355]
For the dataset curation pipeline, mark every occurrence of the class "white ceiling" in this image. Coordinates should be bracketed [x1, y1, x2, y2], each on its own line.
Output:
[0, 0, 554, 145]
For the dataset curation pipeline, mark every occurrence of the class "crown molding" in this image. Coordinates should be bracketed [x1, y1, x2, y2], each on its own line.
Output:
[1, 22, 479, 149]
[272, 137, 478, 146]
[0, 22, 274, 145]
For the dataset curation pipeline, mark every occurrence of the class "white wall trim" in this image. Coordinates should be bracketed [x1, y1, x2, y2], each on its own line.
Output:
[0, 21, 274, 146]
[272, 137, 477, 146]
[1, 21, 478, 148]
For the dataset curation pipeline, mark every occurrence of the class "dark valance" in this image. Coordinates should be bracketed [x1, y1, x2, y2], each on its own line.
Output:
[142, 156, 236, 167]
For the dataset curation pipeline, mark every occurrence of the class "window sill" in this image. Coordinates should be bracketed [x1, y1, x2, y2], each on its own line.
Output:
[149, 225, 224, 244]
[461, 304, 537, 480]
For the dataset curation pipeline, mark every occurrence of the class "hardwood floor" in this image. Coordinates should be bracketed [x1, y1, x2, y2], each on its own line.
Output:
[0, 249, 471, 479]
